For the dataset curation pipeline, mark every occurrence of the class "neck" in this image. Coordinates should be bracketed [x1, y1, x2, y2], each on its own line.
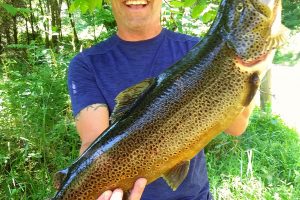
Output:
[117, 25, 163, 41]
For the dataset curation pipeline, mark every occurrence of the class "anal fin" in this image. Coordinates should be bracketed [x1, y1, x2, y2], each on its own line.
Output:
[163, 160, 190, 191]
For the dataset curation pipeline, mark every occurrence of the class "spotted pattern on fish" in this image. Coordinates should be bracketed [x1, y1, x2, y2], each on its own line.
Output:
[52, 0, 284, 199]
[57, 46, 259, 199]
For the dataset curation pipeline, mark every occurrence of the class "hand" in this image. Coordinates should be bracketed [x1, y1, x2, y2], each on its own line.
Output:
[98, 178, 147, 200]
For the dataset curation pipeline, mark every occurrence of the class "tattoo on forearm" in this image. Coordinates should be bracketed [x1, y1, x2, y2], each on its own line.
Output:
[75, 103, 108, 121]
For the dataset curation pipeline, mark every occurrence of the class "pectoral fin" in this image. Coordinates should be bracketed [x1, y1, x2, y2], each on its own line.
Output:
[265, 25, 290, 51]
[110, 78, 155, 123]
[54, 168, 69, 190]
[163, 160, 190, 191]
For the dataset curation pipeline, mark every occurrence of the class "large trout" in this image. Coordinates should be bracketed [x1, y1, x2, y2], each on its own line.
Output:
[53, 0, 287, 199]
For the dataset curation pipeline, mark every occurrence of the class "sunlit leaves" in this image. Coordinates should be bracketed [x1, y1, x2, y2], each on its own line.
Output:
[69, 0, 103, 13]
[191, 2, 206, 19]
[201, 9, 217, 23]
[184, 0, 197, 7]
[170, 1, 184, 8]
[168, 0, 217, 24]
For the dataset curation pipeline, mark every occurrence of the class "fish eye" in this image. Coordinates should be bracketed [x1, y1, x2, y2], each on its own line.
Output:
[236, 2, 244, 12]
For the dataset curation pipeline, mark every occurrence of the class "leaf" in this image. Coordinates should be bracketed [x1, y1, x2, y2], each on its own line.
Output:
[52, 26, 58, 32]
[17, 8, 31, 17]
[170, 1, 184, 8]
[88, 0, 103, 12]
[184, 0, 197, 7]
[202, 10, 217, 23]
[191, 4, 206, 19]
[69, 3, 77, 13]
[1, 3, 18, 16]
[70, 0, 103, 13]
[70, 0, 89, 14]
[79, 4, 89, 14]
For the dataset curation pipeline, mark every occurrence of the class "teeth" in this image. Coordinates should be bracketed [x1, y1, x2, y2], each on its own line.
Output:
[125, 0, 148, 5]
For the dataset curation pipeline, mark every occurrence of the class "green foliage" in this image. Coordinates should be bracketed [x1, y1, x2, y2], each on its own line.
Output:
[0, 44, 79, 199]
[0, 2, 31, 17]
[282, 0, 300, 30]
[206, 108, 300, 199]
[170, 0, 185, 8]
[70, 0, 104, 13]
[274, 50, 300, 66]
[191, 3, 206, 19]
[162, 0, 220, 37]
[168, 0, 219, 22]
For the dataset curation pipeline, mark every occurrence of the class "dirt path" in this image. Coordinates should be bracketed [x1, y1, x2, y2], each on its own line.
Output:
[271, 64, 300, 133]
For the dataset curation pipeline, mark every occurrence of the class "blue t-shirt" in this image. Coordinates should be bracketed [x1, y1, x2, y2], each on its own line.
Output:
[68, 28, 212, 200]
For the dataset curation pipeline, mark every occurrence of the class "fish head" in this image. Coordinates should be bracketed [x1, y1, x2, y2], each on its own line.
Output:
[222, 0, 286, 65]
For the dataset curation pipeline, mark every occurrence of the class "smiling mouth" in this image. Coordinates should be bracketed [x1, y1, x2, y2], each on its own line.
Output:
[125, 0, 149, 8]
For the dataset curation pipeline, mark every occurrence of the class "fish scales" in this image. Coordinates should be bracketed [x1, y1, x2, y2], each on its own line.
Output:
[53, 0, 286, 199]
[60, 45, 254, 199]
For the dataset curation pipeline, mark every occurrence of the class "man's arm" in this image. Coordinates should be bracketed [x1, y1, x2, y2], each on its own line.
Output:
[75, 103, 147, 200]
[75, 103, 109, 155]
[224, 101, 255, 136]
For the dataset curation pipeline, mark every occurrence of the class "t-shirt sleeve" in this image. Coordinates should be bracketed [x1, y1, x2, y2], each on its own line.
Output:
[67, 53, 107, 116]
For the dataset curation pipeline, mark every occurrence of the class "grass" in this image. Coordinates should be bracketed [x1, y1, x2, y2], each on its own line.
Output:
[0, 45, 299, 199]
[0, 45, 80, 199]
[206, 108, 300, 199]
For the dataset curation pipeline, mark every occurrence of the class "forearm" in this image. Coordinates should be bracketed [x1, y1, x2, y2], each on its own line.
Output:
[224, 100, 255, 136]
[75, 103, 110, 155]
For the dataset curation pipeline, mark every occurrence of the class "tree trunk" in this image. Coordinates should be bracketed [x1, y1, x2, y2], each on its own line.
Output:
[50, 0, 58, 47]
[57, 0, 63, 40]
[12, 15, 18, 44]
[0, 33, 3, 53]
[25, 18, 30, 44]
[38, 0, 50, 47]
[66, 0, 79, 51]
[260, 69, 272, 111]
[5, 28, 11, 44]
[29, 0, 36, 40]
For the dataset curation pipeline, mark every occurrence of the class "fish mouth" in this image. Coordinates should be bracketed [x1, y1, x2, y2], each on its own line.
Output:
[236, 53, 268, 67]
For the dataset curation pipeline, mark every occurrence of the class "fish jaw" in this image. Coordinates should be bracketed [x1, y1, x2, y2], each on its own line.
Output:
[253, 0, 282, 35]
[221, 0, 283, 66]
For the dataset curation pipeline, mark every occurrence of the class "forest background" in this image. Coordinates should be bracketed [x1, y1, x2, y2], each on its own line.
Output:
[0, 0, 300, 199]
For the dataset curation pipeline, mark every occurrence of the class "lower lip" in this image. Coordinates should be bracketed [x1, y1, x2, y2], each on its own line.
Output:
[236, 53, 268, 67]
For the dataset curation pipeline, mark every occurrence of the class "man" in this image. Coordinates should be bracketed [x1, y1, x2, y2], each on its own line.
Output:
[68, 0, 260, 199]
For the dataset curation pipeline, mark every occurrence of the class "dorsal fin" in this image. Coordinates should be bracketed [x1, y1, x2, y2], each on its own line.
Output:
[110, 78, 155, 123]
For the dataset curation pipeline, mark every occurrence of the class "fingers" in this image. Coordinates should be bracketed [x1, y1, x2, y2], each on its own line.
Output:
[98, 189, 123, 200]
[98, 190, 112, 200]
[110, 189, 123, 200]
[98, 178, 147, 200]
[129, 178, 147, 200]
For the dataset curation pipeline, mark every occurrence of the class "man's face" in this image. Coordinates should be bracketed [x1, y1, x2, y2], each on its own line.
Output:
[111, 0, 162, 31]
